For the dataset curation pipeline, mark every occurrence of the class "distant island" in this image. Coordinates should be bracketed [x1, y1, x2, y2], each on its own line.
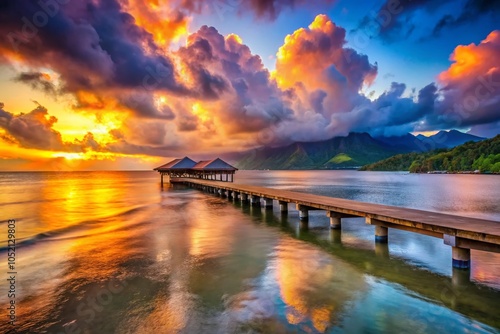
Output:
[235, 130, 487, 171]
[361, 134, 500, 174]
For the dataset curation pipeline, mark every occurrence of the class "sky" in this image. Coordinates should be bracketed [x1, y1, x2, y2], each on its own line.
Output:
[0, 0, 499, 170]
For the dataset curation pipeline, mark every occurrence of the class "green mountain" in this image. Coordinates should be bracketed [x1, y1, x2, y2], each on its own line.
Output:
[360, 135, 500, 173]
[236, 133, 404, 170]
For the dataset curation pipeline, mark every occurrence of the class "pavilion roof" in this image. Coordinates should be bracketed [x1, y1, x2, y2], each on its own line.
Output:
[192, 158, 238, 171]
[154, 157, 197, 171]
[154, 157, 237, 172]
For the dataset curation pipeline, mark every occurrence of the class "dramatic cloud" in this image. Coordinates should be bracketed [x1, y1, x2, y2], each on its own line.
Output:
[118, 0, 191, 46]
[335, 82, 438, 137]
[0, 102, 68, 151]
[0, 0, 299, 155]
[0, 0, 195, 108]
[14, 71, 57, 95]
[177, 0, 336, 20]
[232, 0, 337, 20]
[419, 30, 500, 130]
[272, 17, 500, 139]
[0, 102, 185, 158]
[271, 14, 378, 141]
[113, 0, 339, 52]
[177, 27, 292, 136]
[0, 0, 253, 134]
[276, 15, 377, 91]
[119, 93, 177, 119]
[346, 29, 500, 136]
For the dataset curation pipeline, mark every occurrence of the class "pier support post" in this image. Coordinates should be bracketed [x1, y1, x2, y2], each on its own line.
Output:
[161, 174, 164, 187]
[226, 190, 232, 199]
[330, 217, 341, 229]
[452, 247, 471, 269]
[444, 235, 471, 269]
[262, 198, 273, 209]
[240, 193, 248, 202]
[327, 211, 342, 230]
[366, 218, 388, 243]
[296, 205, 309, 221]
[233, 192, 239, 200]
[375, 226, 388, 243]
[279, 201, 288, 213]
[250, 195, 260, 206]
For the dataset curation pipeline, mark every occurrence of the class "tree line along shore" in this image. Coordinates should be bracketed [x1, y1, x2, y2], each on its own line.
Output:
[360, 135, 500, 174]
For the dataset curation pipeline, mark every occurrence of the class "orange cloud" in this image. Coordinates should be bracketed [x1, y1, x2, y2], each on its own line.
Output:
[275, 15, 377, 91]
[270, 14, 380, 141]
[439, 30, 500, 83]
[119, 0, 191, 47]
[430, 30, 500, 130]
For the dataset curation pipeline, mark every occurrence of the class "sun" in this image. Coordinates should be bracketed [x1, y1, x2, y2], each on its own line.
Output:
[53, 153, 86, 160]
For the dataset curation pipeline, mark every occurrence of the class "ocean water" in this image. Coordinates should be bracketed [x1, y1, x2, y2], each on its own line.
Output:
[0, 170, 499, 333]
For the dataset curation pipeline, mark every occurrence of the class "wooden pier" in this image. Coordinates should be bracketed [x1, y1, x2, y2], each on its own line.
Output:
[169, 178, 500, 271]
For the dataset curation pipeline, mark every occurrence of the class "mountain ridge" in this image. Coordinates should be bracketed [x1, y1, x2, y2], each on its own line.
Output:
[235, 130, 488, 170]
[237, 132, 405, 170]
[415, 130, 484, 149]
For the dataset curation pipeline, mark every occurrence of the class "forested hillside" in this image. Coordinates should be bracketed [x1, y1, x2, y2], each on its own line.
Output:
[360, 135, 500, 173]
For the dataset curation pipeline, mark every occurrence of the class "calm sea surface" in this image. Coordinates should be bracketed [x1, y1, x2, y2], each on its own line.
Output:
[0, 170, 499, 333]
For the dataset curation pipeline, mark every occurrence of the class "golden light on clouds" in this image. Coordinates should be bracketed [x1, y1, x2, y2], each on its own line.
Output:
[225, 33, 243, 44]
[52, 152, 86, 161]
[191, 102, 210, 123]
[120, 0, 191, 47]
[51, 151, 130, 161]
[442, 46, 480, 80]
[439, 30, 500, 82]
